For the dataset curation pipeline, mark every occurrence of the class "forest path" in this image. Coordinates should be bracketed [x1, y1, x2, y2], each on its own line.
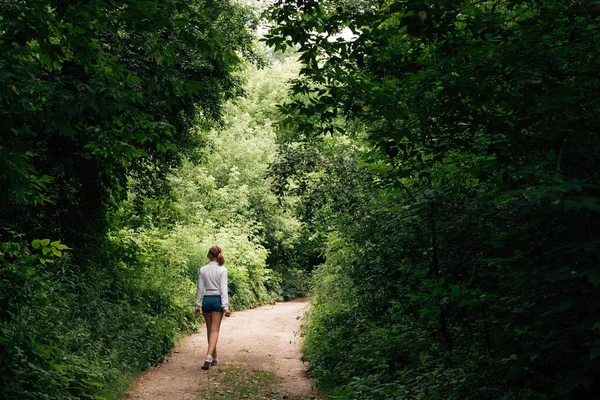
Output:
[124, 298, 317, 400]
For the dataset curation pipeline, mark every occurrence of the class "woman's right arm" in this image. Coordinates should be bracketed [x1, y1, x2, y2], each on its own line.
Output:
[220, 268, 231, 316]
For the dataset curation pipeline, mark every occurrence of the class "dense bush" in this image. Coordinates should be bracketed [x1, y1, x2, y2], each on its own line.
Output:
[0, 234, 196, 399]
[266, 0, 600, 398]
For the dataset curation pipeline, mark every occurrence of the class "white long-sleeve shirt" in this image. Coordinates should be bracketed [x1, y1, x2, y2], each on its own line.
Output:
[195, 261, 229, 310]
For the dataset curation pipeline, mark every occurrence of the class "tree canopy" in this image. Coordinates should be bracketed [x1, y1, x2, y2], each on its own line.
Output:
[0, 0, 256, 244]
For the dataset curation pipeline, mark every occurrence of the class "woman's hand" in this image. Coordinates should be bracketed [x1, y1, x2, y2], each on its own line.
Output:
[225, 309, 231, 317]
[194, 309, 201, 317]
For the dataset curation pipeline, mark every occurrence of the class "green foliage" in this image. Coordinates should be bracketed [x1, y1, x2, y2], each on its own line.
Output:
[160, 220, 280, 309]
[266, 0, 600, 398]
[170, 59, 313, 301]
[0, 232, 198, 399]
[0, 0, 256, 244]
[0, 236, 74, 398]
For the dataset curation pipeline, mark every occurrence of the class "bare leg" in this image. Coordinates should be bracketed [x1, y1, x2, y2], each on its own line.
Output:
[203, 311, 219, 358]
[206, 311, 224, 358]
[203, 312, 214, 357]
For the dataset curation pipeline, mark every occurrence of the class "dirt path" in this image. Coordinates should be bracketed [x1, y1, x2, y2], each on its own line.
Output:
[124, 298, 317, 400]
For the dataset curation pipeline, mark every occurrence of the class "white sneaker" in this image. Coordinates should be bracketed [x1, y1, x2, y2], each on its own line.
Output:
[201, 355, 213, 370]
[211, 357, 219, 366]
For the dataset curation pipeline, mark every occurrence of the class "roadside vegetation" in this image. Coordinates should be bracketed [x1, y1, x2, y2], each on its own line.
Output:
[265, 1, 600, 399]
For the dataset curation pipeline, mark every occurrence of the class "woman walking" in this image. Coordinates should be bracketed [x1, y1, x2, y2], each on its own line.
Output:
[194, 245, 231, 370]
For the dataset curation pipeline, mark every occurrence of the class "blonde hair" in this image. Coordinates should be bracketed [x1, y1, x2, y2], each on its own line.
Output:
[207, 245, 225, 266]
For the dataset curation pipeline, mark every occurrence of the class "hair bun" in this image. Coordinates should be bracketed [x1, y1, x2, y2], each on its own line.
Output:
[208, 245, 225, 266]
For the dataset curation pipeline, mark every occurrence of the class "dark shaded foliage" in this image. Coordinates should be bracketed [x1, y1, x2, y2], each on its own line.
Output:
[266, 0, 600, 398]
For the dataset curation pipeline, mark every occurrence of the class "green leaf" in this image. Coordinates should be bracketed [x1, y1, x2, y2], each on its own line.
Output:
[486, 257, 505, 265]
[458, 299, 477, 308]
[32, 239, 41, 249]
[40, 239, 50, 247]
[419, 351, 427, 365]
[423, 279, 435, 288]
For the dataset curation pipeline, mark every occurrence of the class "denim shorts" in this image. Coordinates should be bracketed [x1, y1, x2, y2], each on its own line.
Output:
[202, 295, 224, 313]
